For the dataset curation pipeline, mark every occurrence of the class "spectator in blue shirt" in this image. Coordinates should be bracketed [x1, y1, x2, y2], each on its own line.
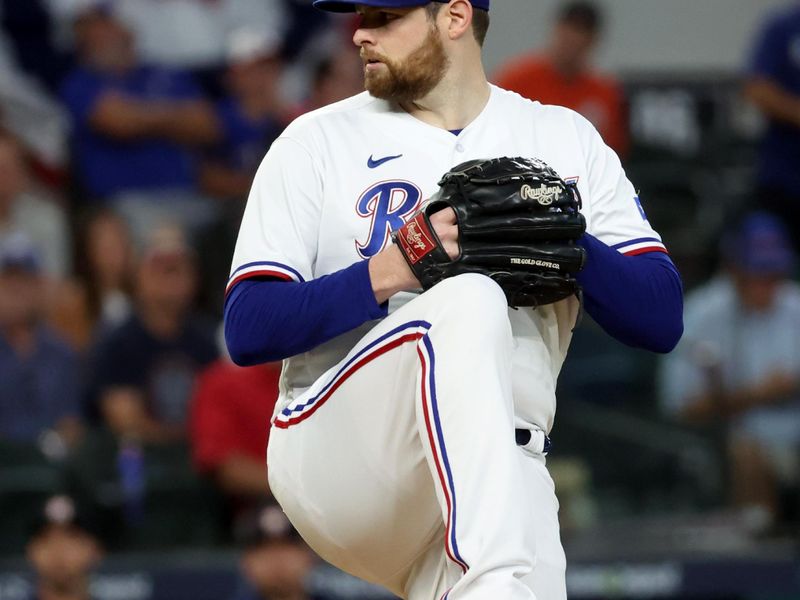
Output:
[59, 1, 221, 244]
[200, 28, 285, 203]
[76, 226, 218, 544]
[0, 232, 82, 447]
[195, 28, 287, 315]
[660, 213, 800, 529]
[88, 225, 218, 444]
[744, 4, 800, 248]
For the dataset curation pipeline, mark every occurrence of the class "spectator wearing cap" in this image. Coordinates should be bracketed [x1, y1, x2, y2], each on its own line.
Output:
[288, 46, 365, 120]
[87, 225, 218, 443]
[72, 227, 220, 547]
[59, 1, 221, 243]
[200, 28, 286, 203]
[26, 495, 103, 600]
[195, 27, 288, 314]
[659, 212, 800, 530]
[493, 1, 627, 157]
[230, 504, 322, 600]
[0, 232, 83, 447]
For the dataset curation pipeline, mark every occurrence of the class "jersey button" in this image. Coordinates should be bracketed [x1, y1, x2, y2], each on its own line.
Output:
[455, 144, 465, 152]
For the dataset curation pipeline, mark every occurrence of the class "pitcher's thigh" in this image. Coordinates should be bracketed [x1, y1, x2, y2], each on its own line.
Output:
[268, 348, 444, 595]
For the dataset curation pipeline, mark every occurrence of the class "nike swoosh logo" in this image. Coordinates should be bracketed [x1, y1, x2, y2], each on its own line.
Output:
[367, 154, 403, 168]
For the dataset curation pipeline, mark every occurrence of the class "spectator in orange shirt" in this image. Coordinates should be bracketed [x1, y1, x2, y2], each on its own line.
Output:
[494, 1, 628, 157]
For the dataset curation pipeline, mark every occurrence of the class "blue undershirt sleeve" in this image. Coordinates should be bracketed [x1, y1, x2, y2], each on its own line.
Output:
[225, 234, 683, 365]
[223, 259, 388, 366]
[576, 233, 684, 353]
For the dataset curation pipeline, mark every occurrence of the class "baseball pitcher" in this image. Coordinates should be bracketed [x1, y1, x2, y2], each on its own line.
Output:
[224, 1, 683, 599]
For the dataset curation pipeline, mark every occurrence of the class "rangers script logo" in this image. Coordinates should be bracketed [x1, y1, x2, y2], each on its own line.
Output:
[520, 183, 561, 206]
[355, 180, 422, 258]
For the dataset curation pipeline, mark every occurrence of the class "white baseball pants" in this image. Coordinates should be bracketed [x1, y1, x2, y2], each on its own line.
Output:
[267, 274, 566, 600]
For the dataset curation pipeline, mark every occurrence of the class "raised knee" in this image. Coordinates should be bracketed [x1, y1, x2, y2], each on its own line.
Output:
[432, 273, 505, 305]
[427, 274, 510, 332]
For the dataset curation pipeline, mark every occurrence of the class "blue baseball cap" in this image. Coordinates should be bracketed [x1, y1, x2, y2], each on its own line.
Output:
[313, 0, 489, 13]
[723, 212, 796, 275]
[0, 231, 41, 274]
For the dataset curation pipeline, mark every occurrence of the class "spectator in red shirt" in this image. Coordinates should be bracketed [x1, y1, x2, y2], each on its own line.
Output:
[191, 357, 281, 518]
[493, 1, 628, 157]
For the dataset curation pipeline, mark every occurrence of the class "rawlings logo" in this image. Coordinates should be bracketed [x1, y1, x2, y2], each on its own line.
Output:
[510, 257, 560, 270]
[405, 221, 428, 251]
[397, 214, 436, 263]
[520, 183, 561, 205]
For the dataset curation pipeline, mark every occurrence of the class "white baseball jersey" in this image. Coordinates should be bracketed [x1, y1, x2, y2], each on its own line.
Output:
[231, 84, 670, 600]
[229, 84, 664, 434]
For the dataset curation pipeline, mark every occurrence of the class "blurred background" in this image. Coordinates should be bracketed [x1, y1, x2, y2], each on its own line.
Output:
[0, 0, 799, 599]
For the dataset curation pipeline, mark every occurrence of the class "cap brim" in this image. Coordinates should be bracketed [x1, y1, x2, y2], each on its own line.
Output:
[313, 0, 432, 13]
[739, 255, 795, 275]
[0, 258, 40, 274]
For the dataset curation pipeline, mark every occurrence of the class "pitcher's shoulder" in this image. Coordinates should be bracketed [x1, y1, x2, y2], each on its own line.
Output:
[490, 85, 588, 128]
[283, 92, 382, 138]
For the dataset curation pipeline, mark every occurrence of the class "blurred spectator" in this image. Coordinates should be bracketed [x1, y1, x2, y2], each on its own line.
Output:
[0, 232, 83, 448]
[59, 1, 221, 243]
[200, 28, 286, 203]
[88, 225, 217, 444]
[493, 1, 627, 157]
[280, 0, 330, 64]
[303, 50, 365, 114]
[229, 504, 324, 600]
[113, 0, 287, 72]
[0, 131, 72, 279]
[191, 357, 281, 527]
[744, 4, 800, 248]
[195, 27, 288, 318]
[26, 495, 103, 600]
[48, 209, 134, 352]
[660, 213, 800, 529]
[275, 12, 347, 110]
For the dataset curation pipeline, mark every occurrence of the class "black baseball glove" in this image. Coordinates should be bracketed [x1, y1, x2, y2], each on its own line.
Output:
[391, 156, 586, 307]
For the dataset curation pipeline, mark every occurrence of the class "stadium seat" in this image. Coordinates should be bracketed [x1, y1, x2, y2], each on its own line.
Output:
[66, 429, 223, 551]
[0, 440, 65, 554]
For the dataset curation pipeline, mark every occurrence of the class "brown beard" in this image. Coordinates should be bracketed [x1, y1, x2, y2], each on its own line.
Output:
[363, 24, 449, 104]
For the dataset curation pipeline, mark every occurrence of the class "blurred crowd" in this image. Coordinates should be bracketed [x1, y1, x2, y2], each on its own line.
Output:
[666, 0, 800, 539]
[1, 0, 800, 597]
[0, 0, 367, 584]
